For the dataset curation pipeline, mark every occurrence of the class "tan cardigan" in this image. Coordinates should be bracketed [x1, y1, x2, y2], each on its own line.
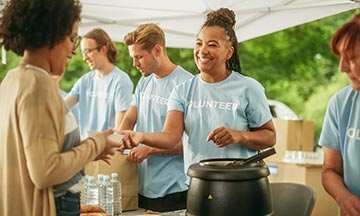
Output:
[0, 65, 106, 216]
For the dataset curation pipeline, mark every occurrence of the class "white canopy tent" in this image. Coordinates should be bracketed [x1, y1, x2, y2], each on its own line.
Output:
[80, 0, 360, 48]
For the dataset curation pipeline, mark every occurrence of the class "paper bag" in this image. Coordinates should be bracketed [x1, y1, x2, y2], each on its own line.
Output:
[84, 154, 139, 211]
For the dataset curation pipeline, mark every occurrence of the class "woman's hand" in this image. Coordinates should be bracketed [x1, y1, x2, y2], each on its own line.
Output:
[206, 126, 239, 148]
[94, 129, 122, 165]
[118, 130, 144, 152]
[127, 146, 153, 163]
[339, 194, 360, 216]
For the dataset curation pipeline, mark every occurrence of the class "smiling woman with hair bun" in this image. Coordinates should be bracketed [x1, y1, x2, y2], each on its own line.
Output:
[119, 7, 276, 188]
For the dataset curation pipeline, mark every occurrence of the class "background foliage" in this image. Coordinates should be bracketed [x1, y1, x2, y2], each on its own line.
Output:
[0, 10, 358, 146]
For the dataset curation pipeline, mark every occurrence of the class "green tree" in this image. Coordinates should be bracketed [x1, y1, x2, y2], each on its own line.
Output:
[240, 10, 356, 113]
[0, 51, 21, 80]
[303, 73, 349, 143]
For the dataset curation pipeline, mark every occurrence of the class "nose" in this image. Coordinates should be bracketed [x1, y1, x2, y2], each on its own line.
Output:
[198, 44, 208, 54]
[71, 47, 77, 55]
[133, 58, 139, 67]
[338, 57, 350, 73]
[82, 52, 88, 61]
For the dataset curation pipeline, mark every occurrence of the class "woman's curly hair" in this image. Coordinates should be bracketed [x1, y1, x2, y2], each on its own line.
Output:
[0, 0, 82, 56]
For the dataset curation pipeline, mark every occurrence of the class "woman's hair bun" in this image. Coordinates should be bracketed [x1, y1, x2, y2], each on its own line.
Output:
[206, 8, 236, 28]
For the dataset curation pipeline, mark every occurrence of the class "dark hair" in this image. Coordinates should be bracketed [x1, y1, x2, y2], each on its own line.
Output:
[331, 13, 360, 58]
[201, 8, 242, 74]
[0, 0, 82, 56]
[84, 28, 118, 64]
[123, 23, 166, 52]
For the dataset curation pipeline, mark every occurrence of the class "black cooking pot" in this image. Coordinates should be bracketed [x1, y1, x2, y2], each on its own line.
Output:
[186, 148, 275, 216]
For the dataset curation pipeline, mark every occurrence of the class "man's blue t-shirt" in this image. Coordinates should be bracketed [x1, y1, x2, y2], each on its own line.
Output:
[68, 67, 133, 138]
[133, 66, 193, 198]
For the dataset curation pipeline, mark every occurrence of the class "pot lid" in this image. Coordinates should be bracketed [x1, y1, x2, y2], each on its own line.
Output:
[187, 159, 270, 180]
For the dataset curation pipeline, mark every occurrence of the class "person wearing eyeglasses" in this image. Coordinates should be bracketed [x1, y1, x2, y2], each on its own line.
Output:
[65, 28, 133, 139]
[0, 1, 122, 216]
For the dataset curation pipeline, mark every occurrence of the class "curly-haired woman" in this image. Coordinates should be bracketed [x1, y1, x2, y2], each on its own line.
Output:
[0, 0, 120, 215]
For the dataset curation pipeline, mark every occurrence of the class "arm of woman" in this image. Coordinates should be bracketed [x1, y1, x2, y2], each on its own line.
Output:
[322, 147, 360, 216]
[207, 119, 276, 150]
[120, 110, 184, 150]
[127, 141, 183, 163]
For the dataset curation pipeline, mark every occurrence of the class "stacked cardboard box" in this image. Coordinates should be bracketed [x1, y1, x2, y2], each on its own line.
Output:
[266, 118, 315, 163]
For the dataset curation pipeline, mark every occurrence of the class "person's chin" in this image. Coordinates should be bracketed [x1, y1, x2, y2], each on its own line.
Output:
[141, 70, 151, 77]
[51, 70, 65, 76]
[351, 82, 360, 91]
[87, 62, 95, 70]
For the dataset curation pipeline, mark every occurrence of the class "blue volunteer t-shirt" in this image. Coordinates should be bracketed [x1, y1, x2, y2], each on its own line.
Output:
[168, 71, 273, 174]
[68, 66, 133, 138]
[133, 66, 193, 198]
[319, 85, 360, 197]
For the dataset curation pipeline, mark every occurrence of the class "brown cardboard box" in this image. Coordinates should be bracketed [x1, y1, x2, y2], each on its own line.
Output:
[85, 154, 139, 211]
[267, 162, 338, 216]
[267, 118, 315, 162]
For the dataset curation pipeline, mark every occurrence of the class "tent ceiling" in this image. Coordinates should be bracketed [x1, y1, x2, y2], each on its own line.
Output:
[80, 0, 360, 48]
[2, 1, 359, 48]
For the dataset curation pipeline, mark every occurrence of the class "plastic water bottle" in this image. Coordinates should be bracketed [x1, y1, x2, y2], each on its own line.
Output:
[86, 175, 99, 206]
[111, 173, 122, 216]
[97, 174, 104, 186]
[100, 175, 114, 215]
[80, 175, 89, 205]
[99, 175, 107, 210]
[97, 174, 104, 204]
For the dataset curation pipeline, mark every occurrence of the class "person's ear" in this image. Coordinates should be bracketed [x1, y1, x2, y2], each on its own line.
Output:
[153, 44, 162, 57]
[100, 44, 107, 54]
[226, 46, 234, 60]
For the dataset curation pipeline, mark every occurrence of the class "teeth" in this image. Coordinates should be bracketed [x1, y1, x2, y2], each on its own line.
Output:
[199, 57, 210, 63]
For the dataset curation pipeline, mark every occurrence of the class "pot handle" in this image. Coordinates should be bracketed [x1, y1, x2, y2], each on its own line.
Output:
[241, 148, 276, 165]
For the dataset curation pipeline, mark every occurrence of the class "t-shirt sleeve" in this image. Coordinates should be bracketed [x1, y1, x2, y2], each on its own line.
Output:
[68, 76, 83, 100]
[167, 84, 186, 113]
[131, 77, 144, 108]
[245, 79, 273, 128]
[114, 75, 134, 112]
[319, 96, 341, 150]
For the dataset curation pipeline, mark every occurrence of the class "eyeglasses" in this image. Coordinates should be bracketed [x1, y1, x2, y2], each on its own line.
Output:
[72, 35, 82, 50]
[81, 45, 103, 55]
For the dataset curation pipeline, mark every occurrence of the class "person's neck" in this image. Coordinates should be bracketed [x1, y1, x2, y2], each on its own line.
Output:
[154, 57, 177, 79]
[201, 68, 231, 83]
[96, 62, 115, 77]
[22, 48, 51, 74]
